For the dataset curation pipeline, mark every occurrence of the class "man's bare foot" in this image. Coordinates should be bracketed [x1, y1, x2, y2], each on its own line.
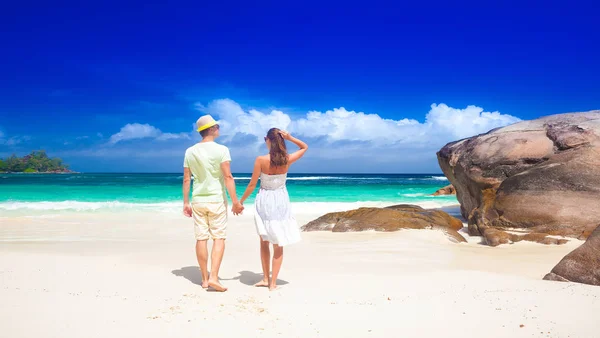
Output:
[208, 280, 228, 292]
[254, 279, 269, 287]
[201, 281, 209, 289]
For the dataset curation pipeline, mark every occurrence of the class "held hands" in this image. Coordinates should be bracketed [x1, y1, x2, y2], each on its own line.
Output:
[278, 130, 292, 140]
[232, 201, 244, 215]
[183, 203, 193, 218]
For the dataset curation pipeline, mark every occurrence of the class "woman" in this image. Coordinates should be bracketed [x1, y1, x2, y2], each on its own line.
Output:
[240, 128, 308, 291]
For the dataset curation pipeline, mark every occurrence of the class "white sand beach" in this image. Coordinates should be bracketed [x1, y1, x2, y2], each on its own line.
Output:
[1, 205, 599, 338]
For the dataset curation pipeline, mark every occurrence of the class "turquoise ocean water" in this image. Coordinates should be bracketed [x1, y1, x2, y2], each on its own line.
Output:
[0, 173, 457, 214]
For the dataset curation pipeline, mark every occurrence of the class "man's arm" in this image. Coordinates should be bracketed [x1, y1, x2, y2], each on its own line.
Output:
[182, 167, 192, 217]
[220, 161, 243, 214]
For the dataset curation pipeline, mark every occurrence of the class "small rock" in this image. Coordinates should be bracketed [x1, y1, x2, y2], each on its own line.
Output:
[432, 184, 455, 196]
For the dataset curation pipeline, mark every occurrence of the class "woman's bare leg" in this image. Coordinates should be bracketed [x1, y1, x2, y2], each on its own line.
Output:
[270, 244, 283, 291]
[255, 237, 270, 287]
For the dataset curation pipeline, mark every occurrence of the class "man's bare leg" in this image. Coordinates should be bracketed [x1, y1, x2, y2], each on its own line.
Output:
[208, 239, 227, 292]
[255, 238, 270, 287]
[195, 240, 209, 288]
[270, 244, 283, 291]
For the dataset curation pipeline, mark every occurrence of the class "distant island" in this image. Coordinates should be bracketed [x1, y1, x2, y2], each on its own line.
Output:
[0, 151, 73, 173]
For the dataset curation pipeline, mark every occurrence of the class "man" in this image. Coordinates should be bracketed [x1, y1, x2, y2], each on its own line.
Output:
[183, 114, 243, 292]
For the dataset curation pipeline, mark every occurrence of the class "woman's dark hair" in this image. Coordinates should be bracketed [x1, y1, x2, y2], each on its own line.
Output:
[266, 128, 288, 167]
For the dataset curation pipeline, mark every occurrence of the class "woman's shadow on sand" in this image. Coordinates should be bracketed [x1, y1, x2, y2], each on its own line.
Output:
[172, 267, 288, 286]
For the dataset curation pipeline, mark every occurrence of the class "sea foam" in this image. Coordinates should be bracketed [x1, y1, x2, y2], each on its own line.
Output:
[0, 200, 459, 215]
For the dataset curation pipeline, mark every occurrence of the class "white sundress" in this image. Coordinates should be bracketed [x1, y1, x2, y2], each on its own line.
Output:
[254, 173, 301, 246]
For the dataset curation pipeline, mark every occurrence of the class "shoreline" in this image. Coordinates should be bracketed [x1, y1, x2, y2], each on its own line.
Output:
[0, 200, 462, 217]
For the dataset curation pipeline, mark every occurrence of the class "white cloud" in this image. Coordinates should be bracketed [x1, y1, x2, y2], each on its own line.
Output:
[199, 99, 292, 139]
[425, 104, 520, 140]
[109, 123, 191, 144]
[68, 99, 521, 173]
[109, 124, 160, 144]
[193, 98, 521, 172]
[156, 132, 191, 141]
[293, 108, 418, 145]
[0, 135, 32, 146]
[199, 99, 520, 148]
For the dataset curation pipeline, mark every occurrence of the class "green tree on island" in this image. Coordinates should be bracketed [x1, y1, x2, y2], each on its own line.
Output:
[0, 151, 71, 173]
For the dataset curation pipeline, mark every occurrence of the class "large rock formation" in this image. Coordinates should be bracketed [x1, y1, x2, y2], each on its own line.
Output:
[437, 111, 600, 242]
[544, 225, 600, 286]
[301, 204, 466, 243]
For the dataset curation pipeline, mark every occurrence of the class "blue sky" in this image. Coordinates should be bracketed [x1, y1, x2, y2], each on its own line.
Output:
[0, 1, 598, 173]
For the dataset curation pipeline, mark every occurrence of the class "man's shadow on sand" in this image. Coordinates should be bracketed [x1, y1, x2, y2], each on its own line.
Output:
[172, 267, 288, 286]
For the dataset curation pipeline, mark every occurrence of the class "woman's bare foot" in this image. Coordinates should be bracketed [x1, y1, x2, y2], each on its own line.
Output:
[201, 281, 209, 289]
[208, 280, 228, 292]
[269, 284, 279, 291]
[254, 279, 269, 287]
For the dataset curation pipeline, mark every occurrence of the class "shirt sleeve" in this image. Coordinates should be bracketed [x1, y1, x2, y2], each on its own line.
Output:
[183, 151, 190, 168]
[221, 147, 232, 163]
